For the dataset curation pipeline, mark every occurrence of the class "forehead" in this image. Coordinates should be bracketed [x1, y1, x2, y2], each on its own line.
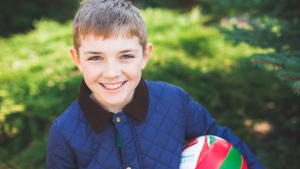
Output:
[79, 34, 142, 53]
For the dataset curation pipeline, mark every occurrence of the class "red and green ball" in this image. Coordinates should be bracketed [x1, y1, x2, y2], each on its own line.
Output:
[180, 135, 248, 169]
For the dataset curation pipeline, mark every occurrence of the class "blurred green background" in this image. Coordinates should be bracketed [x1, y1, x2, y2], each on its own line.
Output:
[0, 0, 299, 168]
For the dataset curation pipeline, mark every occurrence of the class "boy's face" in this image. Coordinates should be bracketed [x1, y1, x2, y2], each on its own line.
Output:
[70, 34, 152, 112]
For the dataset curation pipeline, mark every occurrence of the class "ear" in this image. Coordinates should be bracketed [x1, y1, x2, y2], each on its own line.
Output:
[141, 43, 153, 69]
[70, 47, 82, 72]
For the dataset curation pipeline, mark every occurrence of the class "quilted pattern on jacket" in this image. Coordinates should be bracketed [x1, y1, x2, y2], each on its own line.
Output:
[46, 81, 264, 169]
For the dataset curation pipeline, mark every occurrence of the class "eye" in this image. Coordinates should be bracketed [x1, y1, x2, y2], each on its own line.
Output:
[120, 55, 134, 59]
[89, 56, 102, 61]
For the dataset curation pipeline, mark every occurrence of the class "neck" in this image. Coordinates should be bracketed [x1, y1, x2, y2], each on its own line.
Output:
[89, 93, 131, 114]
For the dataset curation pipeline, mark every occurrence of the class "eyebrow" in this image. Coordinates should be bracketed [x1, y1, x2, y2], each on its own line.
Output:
[119, 49, 139, 53]
[83, 49, 139, 55]
[83, 51, 103, 55]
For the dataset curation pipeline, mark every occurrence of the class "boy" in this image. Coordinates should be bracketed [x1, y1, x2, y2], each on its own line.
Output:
[46, 0, 265, 168]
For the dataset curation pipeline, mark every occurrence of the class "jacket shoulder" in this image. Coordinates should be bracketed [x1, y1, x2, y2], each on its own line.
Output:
[145, 80, 190, 106]
[52, 100, 85, 132]
[145, 80, 186, 96]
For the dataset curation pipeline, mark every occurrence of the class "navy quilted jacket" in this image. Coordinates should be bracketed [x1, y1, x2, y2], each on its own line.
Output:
[47, 80, 264, 169]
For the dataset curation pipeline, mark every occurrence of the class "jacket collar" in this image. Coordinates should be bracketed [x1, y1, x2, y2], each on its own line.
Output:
[78, 78, 149, 134]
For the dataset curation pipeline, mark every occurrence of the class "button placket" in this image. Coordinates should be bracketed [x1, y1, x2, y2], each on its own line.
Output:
[113, 114, 140, 168]
[114, 116, 122, 148]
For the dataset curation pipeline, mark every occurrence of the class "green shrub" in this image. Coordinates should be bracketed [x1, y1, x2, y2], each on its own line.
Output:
[0, 20, 81, 168]
[0, 0, 79, 37]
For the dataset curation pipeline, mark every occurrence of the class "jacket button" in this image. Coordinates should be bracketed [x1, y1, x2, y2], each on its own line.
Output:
[126, 167, 131, 169]
[116, 117, 121, 123]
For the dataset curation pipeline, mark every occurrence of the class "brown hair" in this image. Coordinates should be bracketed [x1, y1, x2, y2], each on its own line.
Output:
[73, 0, 148, 53]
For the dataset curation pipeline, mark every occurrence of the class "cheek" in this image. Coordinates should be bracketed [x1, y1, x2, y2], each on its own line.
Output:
[127, 65, 143, 79]
[81, 65, 101, 78]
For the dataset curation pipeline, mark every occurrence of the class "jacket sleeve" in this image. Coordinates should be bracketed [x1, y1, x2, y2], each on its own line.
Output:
[46, 121, 77, 169]
[181, 90, 265, 169]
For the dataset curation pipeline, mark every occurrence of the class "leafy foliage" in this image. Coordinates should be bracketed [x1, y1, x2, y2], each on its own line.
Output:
[202, 0, 300, 95]
[0, 0, 79, 37]
[0, 20, 81, 168]
[0, 8, 299, 169]
[194, 0, 300, 167]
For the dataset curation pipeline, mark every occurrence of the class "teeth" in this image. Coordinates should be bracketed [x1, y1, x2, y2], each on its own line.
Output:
[102, 82, 124, 90]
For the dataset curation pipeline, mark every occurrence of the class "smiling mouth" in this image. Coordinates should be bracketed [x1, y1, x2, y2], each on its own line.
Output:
[101, 81, 127, 90]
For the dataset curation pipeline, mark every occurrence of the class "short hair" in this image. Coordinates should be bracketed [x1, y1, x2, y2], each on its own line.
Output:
[73, 0, 148, 53]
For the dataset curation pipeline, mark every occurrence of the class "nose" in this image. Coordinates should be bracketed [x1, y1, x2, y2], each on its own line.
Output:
[102, 60, 121, 78]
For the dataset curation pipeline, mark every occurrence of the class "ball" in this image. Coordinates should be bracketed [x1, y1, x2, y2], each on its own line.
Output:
[180, 135, 248, 169]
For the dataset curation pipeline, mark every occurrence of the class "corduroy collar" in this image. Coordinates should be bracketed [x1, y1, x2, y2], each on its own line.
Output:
[78, 78, 149, 134]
